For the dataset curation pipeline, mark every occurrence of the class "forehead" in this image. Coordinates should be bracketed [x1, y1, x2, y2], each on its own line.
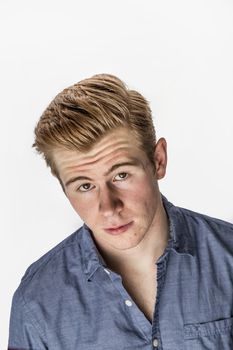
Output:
[52, 128, 145, 177]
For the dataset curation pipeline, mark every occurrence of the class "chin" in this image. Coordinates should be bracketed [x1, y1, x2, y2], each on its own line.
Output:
[110, 237, 144, 251]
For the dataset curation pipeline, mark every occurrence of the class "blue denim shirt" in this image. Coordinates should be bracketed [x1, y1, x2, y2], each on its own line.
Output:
[8, 196, 233, 349]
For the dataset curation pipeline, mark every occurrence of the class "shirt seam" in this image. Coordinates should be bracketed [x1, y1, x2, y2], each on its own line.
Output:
[22, 240, 79, 283]
[178, 207, 233, 229]
[19, 287, 47, 344]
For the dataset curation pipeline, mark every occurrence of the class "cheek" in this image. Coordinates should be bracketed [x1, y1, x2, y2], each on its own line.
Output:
[127, 179, 158, 215]
[126, 177, 156, 202]
[68, 195, 96, 221]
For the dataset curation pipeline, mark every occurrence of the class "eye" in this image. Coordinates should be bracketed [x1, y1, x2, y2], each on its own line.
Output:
[77, 183, 94, 192]
[114, 172, 128, 181]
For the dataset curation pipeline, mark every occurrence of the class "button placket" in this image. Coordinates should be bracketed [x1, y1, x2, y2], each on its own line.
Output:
[101, 267, 152, 341]
[125, 299, 133, 307]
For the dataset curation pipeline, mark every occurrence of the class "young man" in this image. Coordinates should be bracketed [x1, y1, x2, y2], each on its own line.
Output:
[8, 74, 233, 349]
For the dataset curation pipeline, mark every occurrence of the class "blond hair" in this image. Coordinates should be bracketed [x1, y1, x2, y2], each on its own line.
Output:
[33, 74, 156, 176]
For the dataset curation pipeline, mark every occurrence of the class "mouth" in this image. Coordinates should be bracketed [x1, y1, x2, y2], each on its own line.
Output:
[104, 221, 133, 235]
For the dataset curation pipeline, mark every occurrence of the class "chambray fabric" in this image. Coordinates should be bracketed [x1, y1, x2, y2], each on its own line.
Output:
[8, 196, 233, 349]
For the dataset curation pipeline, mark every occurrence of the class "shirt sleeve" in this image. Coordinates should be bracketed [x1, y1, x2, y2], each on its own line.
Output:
[8, 288, 48, 350]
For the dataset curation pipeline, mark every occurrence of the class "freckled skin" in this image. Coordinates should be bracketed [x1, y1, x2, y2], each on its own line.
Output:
[52, 127, 168, 257]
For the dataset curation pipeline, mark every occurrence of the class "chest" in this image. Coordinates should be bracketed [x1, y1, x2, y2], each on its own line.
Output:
[121, 267, 157, 323]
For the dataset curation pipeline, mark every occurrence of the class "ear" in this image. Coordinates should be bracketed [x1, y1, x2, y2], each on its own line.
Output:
[153, 138, 167, 180]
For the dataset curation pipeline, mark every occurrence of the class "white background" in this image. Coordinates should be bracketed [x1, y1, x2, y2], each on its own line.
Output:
[1, 0, 233, 347]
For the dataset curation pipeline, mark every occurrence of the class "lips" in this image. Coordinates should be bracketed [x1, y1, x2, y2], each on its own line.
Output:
[104, 221, 133, 235]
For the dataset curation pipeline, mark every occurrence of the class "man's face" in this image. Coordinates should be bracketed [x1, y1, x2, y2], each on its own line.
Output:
[53, 127, 167, 251]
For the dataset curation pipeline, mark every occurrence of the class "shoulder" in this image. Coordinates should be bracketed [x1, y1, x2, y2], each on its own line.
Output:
[178, 205, 233, 234]
[163, 194, 233, 255]
[8, 227, 86, 345]
[14, 226, 85, 302]
[175, 204, 233, 255]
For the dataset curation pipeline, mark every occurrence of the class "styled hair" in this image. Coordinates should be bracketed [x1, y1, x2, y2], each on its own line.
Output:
[33, 74, 156, 176]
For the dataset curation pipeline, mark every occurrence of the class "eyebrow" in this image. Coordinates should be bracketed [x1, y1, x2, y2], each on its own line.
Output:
[65, 176, 92, 187]
[104, 159, 142, 176]
[64, 159, 142, 188]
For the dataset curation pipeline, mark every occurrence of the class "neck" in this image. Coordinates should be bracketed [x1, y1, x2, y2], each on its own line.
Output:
[97, 201, 169, 275]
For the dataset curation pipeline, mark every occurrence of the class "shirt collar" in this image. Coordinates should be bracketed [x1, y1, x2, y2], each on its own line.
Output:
[79, 194, 195, 280]
[162, 195, 195, 256]
[79, 224, 107, 280]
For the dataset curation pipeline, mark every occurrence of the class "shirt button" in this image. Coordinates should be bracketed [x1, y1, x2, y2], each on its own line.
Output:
[125, 299, 133, 307]
[153, 338, 159, 348]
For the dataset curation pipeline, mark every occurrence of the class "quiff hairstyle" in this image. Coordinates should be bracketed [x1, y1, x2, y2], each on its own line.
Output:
[33, 74, 156, 177]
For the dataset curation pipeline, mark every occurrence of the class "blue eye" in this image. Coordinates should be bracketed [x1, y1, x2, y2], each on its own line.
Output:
[114, 172, 128, 181]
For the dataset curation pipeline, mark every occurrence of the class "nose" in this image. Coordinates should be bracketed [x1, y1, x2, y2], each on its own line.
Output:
[99, 185, 123, 217]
